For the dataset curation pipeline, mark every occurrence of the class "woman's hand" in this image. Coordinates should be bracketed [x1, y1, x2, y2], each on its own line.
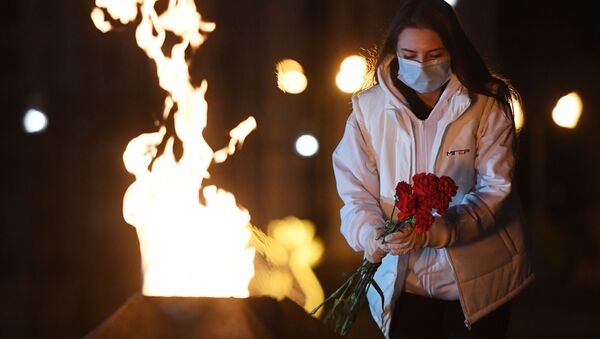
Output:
[382, 217, 456, 255]
[382, 227, 427, 255]
[364, 227, 388, 263]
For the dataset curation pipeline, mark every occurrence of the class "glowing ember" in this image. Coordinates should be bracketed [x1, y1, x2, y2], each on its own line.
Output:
[92, 0, 255, 297]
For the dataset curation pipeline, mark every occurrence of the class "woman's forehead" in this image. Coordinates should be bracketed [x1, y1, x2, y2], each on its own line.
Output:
[397, 27, 445, 52]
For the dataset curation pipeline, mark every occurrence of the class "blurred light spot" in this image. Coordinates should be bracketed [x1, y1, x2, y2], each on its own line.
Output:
[276, 59, 307, 94]
[552, 92, 582, 129]
[512, 97, 525, 132]
[336, 55, 368, 93]
[23, 108, 48, 134]
[444, 0, 459, 7]
[268, 216, 324, 315]
[294, 134, 319, 157]
[258, 270, 294, 300]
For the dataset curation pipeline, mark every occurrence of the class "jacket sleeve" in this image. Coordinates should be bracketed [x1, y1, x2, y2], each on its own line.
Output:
[332, 100, 385, 252]
[446, 97, 518, 245]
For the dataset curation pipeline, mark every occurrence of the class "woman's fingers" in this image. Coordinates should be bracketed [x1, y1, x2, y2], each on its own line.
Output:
[381, 231, 418, 255]
[384, 242, 411, 251]
[390, 248, 409, 255]
[377, 228, 424, 255]
[382, 230, 412, 243]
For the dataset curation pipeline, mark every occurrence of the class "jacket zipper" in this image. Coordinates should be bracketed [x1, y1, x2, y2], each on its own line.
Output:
[430, 96, 471, 331]
[445, 249, 472, 331]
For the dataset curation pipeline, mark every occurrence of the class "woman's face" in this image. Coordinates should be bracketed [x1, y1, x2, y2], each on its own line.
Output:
[396, 27, 449, 63]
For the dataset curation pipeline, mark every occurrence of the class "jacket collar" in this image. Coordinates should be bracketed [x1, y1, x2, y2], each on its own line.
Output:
[376, 54, 471, 124]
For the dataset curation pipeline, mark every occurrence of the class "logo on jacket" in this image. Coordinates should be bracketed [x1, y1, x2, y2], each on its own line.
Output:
[446, 149, 471, 156]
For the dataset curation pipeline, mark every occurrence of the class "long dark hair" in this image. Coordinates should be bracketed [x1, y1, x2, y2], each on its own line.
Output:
[371, 0, 518, 117]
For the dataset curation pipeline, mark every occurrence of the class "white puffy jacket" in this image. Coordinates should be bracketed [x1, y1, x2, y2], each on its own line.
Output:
[332, 57, 535, 338]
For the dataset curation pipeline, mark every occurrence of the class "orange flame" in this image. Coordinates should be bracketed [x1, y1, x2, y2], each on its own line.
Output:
[92, 1, 326, 314]
[92, 0, 255, 297]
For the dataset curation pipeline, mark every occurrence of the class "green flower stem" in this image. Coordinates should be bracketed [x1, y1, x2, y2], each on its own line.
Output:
[313, 196, 418, 336]
[386, 201, 397, 231]
[312, 270, 357, 315]
[379, 196, 398, 243]
[311, 258, 381, 336]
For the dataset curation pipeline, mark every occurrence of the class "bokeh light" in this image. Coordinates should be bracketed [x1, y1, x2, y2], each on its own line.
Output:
[335, 55, 368, 93]
[276, 59, 308, 94]
[294, 134, 319, 157]
[267, 216, 324, 316]
[552, 92, 583, 129]
[23, 108, 48, 134]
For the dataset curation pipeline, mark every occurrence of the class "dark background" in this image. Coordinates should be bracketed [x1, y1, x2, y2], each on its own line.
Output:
[1, 0, 599, 338]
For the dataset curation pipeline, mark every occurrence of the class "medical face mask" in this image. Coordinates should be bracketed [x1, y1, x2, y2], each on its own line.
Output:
[396, 56, 452, 93]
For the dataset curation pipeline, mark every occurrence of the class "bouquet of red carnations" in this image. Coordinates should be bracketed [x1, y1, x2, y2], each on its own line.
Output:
[311, 173, 458, 336]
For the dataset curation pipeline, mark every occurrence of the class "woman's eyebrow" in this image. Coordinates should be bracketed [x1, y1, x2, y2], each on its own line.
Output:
[427, 48, 445, 53]
[399, 48, 417, 53]
[399, 47, 445, 53]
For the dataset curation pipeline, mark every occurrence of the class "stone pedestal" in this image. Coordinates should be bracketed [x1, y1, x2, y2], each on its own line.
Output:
[86, 294, 340, 339]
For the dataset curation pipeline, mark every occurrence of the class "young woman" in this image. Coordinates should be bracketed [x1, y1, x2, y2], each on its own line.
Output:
[332, 0, 535, 338]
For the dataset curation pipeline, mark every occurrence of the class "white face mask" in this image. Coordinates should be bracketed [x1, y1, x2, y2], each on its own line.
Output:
[396, 56, 452, 93]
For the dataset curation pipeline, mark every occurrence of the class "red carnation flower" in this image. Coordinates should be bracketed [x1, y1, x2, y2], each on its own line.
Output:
[438, 175, 458, 198]
[414, 206, 435, 234]
[396, 193, 417, 221]
[429, 191, 450, 215]
[413, 173, 439, 196]
[395, 181, 412, 198]
[392, 173, 458, 232]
